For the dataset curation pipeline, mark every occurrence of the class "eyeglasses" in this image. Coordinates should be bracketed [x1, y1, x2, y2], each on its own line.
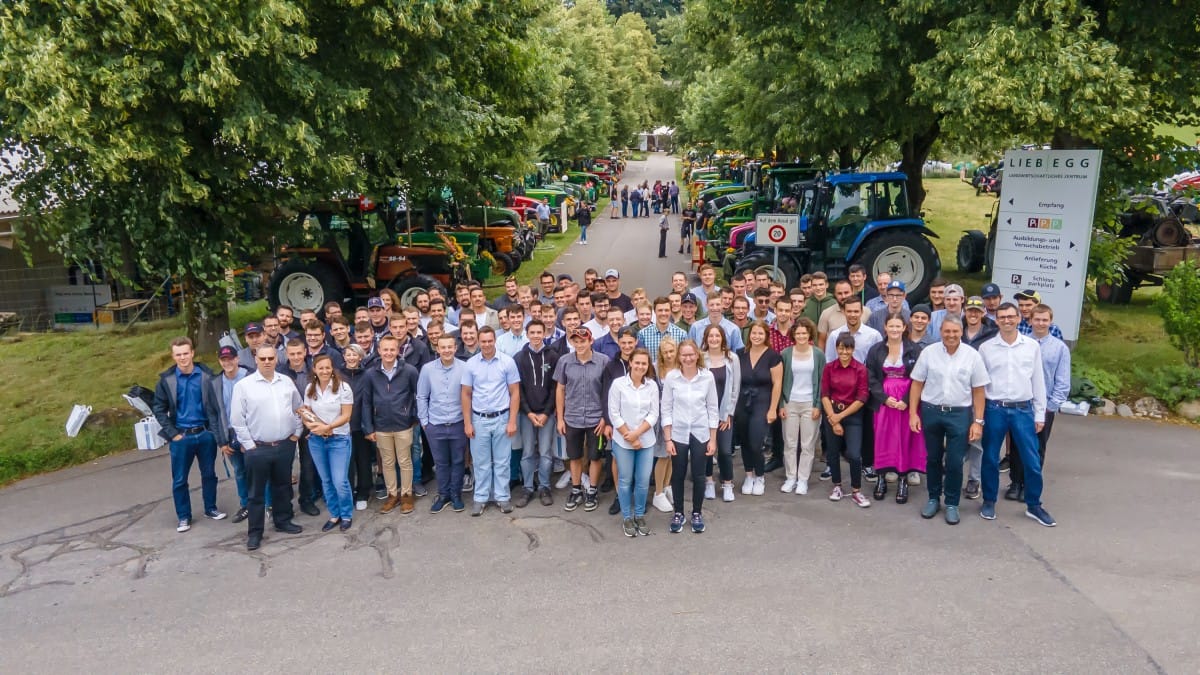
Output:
[996, 314, 1019, 321]
[257, 356, 276, 362]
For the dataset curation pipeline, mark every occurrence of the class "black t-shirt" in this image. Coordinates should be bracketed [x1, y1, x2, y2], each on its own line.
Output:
[711, 364, 727, 406]
[681, 208, 696, 224]
[738, 348, 782, 408]
[608, 293, 634, 314]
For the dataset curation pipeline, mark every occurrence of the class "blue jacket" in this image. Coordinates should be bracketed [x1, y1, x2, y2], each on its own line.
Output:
[152, 363, 223, 443]
[360, 361, 420, 434]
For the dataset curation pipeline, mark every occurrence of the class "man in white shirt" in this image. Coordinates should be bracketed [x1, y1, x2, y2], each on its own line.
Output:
[977, 302, 1053, 526]
[229, 345, 306, 550]
[909, 319, 989, 526]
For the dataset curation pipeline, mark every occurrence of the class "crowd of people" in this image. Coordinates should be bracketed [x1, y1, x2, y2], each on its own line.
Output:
[153, 263, 1069, 550]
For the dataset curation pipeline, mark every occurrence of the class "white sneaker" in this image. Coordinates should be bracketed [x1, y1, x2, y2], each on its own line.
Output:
[556, 471, 572, 489]
[829, 485, 844, 501]
[355, 500, 368, 511]
[741, 475, 755, 494]
[753, 476, 765, 495]
[795, 480, 808, 495]
[722, 483, 735, 502]
[907, 472, 922, 486]
[781, 478, 796, 493]
[704, 480, 716, 500]
[652, 492, 673, 513]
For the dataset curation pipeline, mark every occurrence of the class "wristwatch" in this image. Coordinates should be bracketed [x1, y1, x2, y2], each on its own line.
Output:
[973, 418, 985, 426]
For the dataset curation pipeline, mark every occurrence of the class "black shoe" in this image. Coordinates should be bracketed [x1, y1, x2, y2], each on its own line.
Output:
[964, 480, 981, 500]
[583, 490, 599, 512]
[872, 476, 887, 501]
[763, 458, 783, 474]
[1004, 482, 1022, 501]
[275, 522, 303, 534]
[863, 466, 878, 481]
[339, 519, 352, 532]
[1017, 484, 1025, 502]
[538, 487, 554, 507]
[514, 489, 533, 508]
[999, 456, 1010, 473]
[300, 502, 320, 517]
[608, 497, 621, 515]
[599, 478, 614, 493]
[321, 519, 340, 532]
[564, 488, 582, 512]
[896, 480, 909, 504]
[232, 507, 249, 524]
[247, 535, 261, 551]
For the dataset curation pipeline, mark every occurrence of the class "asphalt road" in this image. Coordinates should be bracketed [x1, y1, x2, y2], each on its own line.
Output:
[1, 156, 1197, 673]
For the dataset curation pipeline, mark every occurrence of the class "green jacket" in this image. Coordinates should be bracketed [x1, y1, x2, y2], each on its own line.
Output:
[801, 294, 836, 325]
[778, 345, 826, 407]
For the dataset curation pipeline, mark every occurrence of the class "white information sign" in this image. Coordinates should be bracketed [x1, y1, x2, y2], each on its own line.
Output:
[755, 214, 799, 247]
[993, 149, 1102, 342]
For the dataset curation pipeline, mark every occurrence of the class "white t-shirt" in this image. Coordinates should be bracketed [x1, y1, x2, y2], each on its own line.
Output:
[789, 352, 815, 403]
[303, 380, 355, 436]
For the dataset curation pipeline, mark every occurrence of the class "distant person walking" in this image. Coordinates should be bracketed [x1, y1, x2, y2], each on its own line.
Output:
[658, 212, 670, 258]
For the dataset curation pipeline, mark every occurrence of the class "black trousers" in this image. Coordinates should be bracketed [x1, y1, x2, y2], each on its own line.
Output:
[734, 402, 770, 475]
[823, 411, 863, 489]
[861, 408, 875, 468]
[1009, 410, 1054, 485]
[658, 228, 668, 257]
[670, 435, 708, 515]
[349, 431, 374, 502]
[246, 440, 297, 539]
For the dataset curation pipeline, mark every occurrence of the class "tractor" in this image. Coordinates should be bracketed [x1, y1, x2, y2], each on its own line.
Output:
[268, 199, 479, 313]
[732, 172, 942, 302]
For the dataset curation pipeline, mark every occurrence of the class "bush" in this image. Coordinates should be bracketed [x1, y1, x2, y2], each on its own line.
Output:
[1071, 363, 1122, 399]
[1144, 365, 1200, 408]
[1157, 259, 1200, 367]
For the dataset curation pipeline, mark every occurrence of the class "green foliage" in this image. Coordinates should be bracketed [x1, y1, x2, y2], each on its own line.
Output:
[1143, 365, 1200, 409]
[1071, 363, 1123, 400]
[1156, 260, 1200, 367]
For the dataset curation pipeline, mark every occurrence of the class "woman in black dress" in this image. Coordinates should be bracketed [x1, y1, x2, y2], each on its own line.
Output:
[734, 321, 783, 496]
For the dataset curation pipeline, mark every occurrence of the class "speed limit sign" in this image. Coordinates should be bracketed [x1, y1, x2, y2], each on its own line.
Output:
[755, 214, 799, 247]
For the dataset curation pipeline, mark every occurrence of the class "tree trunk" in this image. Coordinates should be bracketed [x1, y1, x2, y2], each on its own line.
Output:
[898, 118, 942, 215]
[835, 145, 856, 171]
[183, 272, 231, 354]
[1051, 128, 1092, 149]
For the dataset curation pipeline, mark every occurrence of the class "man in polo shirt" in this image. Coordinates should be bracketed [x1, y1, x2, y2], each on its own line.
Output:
[1014, 289, 1064, 338]
[238, 321, 266, 371]
[978, 302, 1055, 527]
[929, 283, 965, 337]
[688, 292, 745, 351]
[554, 327, 611, 512]
[908, 319, 989, 526]
[638, 296, 687, 362]
[229, 345, 305, 550]
[153, 337, 226, 533]
[496, 305, 530, 357]
[866, 280, 911, 334]
[417, 334, 469, 514]
[461, 326, 521, 515]
[604, 269, 634, 314]
[515, 320, 561, 508]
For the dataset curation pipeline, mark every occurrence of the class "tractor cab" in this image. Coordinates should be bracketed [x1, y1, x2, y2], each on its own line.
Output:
[811, 173, 916, 259]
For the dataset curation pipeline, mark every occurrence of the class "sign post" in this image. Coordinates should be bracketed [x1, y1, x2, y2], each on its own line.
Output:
[755, 214, 800, 278]
[992, 149, 1102, 342]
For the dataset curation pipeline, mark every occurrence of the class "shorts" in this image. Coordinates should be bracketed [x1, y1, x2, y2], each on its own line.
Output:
[564, 425, 603, 461]
[681, 223, 693, 237]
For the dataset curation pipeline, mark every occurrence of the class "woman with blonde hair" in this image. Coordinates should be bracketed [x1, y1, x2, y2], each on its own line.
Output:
[661, 338, 719, 533]
[651, 337, 680, 513]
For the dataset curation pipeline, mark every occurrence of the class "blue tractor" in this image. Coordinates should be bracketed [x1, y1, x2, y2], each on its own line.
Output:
[733, 171, 941, 302]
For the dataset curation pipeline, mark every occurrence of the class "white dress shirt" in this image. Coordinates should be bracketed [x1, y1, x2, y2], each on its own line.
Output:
[977, 333, 1047, 423]
[302, 380, 354, 435]
[230, 371, 303, 450]
[607, 376, 660, 450]
[910, 342, 990, 408]
[660, 369, 719, 444]
[825, 323, 882, 364]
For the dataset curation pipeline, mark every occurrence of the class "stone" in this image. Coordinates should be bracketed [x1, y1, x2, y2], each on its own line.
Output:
[1133, 396, 1167, 419]
[1116, 404, 1134, 418]
[1097, 399, 1117, 416]
[1175, 400, 1200, 421]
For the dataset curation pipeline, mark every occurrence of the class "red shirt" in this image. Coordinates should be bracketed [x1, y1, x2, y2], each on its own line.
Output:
[821, 358, 868, 406]
[769, 323, 795, 353]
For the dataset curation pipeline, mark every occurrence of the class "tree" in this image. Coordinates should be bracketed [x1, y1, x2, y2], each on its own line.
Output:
[0, 0, 557, 350]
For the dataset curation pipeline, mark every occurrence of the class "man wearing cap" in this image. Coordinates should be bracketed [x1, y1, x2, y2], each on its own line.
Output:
[1015, 290, 1064, 338]
[978, 302, 1055, 527]
[865, 272, 898, 316]
[676, 292, 700, 332]
[688, 292, 746, 352]
[981, 283, 1003, 321]
[554, 326, 611, 512]
[603, 269, 634, 314]
[366, 296, 390, 340]
[462, 326, 521, 515]
[153, 337, 227, 533]
[238, 322, 266, 371]
[929, 283, 965, 338]
[962, 296, 998, 349]
[866, 279, 911, 334]
[908, 304, 938, 346]
[638, 296, 688, 362]
[213, 345, 253, 523]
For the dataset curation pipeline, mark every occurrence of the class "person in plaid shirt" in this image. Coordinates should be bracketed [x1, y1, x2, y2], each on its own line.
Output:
[769, 297, 798, 353]
[637, 296, 688, 362]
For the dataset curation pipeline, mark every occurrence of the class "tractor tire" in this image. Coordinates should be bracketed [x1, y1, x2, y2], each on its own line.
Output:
[268, 259, 347, 313]
[509, 250, 524, 272]
[491, 252, 516, 277]
[389, 274, 447, 310]
[956, 230, 987, 273]
[1151, 217, 1189, 247]
[855, 230, 941, 303]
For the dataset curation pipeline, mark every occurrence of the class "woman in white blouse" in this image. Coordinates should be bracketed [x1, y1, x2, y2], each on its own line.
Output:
[701, 325, 740, 502]
[299, 355, 355, 532]
[607, 349, 660, 538]
[660, 339, 719, 534]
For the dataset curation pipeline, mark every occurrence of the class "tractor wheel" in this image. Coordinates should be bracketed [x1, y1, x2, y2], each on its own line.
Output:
[956, 230, 987, 273]
[1151, 217, 1189, 247]
[268, 259, 347, 313]
[389, 274, 447, 310]
[509, 250, 523, 272]
[855, 231, 941, 303]
[491, 252, 516, 276]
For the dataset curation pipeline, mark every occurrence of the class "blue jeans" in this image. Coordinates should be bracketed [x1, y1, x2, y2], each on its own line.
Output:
[168, 430, 218, 520]
[470, 412, 513, 504]
[580, 224, 588, 243]
[921, 403, 970, 506]
[982, 401, 1043, 507]
[411, 425, 423, 485]
[308, 434, 353, 520]
[621, 200, 628, 217]
[228, 442, 249, 508]
[519, 415, 556, 491]
[425, 421, 468, 499]
[612, 443, 654, 518]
